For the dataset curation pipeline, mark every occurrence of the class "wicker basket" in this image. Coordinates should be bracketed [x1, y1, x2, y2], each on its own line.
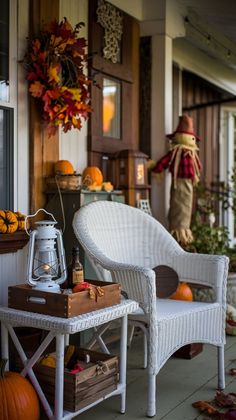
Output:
[45, 174, 82, 190]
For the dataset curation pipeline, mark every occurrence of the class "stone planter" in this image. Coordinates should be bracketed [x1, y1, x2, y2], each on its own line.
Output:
[226, 272, 236, 306]
[191, 272, 236, 306]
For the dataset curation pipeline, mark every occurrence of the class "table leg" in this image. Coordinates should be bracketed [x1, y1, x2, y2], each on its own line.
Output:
[54, 333, 65, 420]
[119, 314, 128, 414]
[7, 324, 54, 419]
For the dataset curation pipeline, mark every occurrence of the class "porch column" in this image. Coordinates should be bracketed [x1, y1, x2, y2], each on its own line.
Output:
[151, 32, 173, 226]
[141, 0, 185, 226]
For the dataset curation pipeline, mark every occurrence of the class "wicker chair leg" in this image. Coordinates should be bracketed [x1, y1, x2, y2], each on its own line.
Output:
[147, 371, 156, 417]
[217, 346, 225, 390]
[143, 332, 148, 369]
[127, 325, 135, 348]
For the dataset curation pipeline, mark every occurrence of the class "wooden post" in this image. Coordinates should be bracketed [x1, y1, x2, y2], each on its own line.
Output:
[29, 0, 60, 213]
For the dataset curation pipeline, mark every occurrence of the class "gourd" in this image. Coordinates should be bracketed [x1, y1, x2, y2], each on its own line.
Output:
[0, 359, 40, 420]
[0, 210, 18, 233]
[170, 282, 193, 301]
[102, 182, 114, 192]
[40, 353, 56, 368]
[15, 211, 26, 231]
[54, 160, 74, 175]
[82, 166, 103, 187]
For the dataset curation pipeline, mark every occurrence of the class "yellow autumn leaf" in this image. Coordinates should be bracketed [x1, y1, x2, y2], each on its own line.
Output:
[56, 38, 77, 52]
[61, 87, 81, 101]
[72, 116, 81, 128]
[50, 35, 62, 47]
[48, 65, 60, 83]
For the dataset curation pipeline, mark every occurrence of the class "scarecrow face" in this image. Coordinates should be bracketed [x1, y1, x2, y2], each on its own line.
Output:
[173, 132, 196, 147]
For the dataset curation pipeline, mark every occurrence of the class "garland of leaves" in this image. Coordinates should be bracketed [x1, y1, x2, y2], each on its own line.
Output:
[23, 18, 92, 136]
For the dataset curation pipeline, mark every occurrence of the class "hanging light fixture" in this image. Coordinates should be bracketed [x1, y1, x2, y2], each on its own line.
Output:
[26, 209, 67, 293]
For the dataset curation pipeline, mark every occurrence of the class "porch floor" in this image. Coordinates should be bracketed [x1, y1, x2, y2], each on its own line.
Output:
[74, 333, 236, 420]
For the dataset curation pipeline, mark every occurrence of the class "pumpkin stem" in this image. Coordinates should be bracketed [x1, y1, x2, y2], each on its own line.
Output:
[0, 359, 8, 379]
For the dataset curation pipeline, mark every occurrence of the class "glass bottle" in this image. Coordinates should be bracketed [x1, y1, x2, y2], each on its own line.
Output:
[71, 246, 84, 286]
[62, 246, 84, 289]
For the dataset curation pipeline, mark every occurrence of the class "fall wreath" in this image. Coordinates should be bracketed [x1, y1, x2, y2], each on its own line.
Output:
[23, 18, 92, 136]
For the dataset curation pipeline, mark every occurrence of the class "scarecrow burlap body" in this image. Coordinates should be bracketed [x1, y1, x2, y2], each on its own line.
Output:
[152, 115, 202, 246]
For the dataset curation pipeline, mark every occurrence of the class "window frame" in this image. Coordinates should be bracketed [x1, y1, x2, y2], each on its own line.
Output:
[220, 107, 236, 246]
[0, 0, 17, 211]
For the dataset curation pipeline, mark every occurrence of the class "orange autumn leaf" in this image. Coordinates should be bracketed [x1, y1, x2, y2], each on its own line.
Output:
[29, 81, 44, 97]
[32, 38, 41, 54]
[63, 19, 73, 31]
[192, 400, 219, 415]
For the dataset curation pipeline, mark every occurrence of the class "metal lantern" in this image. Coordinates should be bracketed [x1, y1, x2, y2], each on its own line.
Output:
[26, 210, 67, 293]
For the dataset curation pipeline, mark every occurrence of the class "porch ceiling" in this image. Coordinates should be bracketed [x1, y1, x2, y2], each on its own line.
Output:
[177, 0, 236, 70]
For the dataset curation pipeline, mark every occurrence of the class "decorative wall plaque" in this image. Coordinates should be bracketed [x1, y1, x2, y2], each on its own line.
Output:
[96, 0, 123, 63]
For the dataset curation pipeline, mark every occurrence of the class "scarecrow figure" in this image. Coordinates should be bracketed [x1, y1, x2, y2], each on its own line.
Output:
[151, 114, 202, 246]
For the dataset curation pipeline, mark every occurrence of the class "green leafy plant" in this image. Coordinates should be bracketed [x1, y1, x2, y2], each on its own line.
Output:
[185, 181, 236, 272]
[188, 182, 229, 255]
[191, 215, 229, 255]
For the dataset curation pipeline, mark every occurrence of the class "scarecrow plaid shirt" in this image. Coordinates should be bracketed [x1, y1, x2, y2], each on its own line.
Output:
[152, 150, 201, 179]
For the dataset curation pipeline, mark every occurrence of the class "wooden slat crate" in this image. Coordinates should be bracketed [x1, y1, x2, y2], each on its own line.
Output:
[8, 280, 121, 318]
[34, 349, 119, 412]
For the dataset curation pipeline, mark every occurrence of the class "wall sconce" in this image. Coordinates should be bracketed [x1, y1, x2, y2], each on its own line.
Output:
[26, 209, 67, 292]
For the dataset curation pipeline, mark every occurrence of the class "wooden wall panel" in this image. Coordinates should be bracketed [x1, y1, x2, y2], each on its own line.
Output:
[29, 0, 60, 213]
[181, 71, 224, 185]
[88, 0, 140, 183]
[140, 37, 151, 158]
[131, 18, 140, 151]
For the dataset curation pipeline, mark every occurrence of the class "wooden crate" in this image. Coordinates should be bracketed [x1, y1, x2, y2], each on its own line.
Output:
[34, 348, 119, 412]
[8, 280, 121, 318]
[173, 343, 203, 359]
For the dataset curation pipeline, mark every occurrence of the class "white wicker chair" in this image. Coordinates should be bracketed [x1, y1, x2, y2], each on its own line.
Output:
[72, 201, 229, 417]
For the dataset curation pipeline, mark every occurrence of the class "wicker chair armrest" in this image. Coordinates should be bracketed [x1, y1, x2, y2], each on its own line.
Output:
[170, 252, 229, 304]
[87, 253, 156, 312]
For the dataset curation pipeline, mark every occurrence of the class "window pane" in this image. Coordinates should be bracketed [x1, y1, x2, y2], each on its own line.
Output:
[0, 0, 9, 101]
[102, 77, 121, 138]
[0, 107, 13, 209]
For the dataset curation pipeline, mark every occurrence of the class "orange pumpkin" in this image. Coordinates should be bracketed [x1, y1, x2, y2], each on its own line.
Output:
[54, 160, 74, 175]
[0, 359, 40, 420]
[15, 211, 27, 231]
[0, 210, 18, 233]
[82, 166, 103, 187]
[170, 282, 193, 301]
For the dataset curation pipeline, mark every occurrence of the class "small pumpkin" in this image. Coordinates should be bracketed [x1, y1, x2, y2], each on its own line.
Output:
[0, 210, 18, 233]
[0, 359, 40, 420]
[87, 182, 102, 191]
[82, 166, 103, 187]
[170, 282, 193, 301]
[102, 182, 114, 192]
[15, 211, 27, 231]
[54, 159, 74, 175]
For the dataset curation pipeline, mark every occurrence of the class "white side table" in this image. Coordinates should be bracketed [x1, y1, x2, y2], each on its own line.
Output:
[0, 299, 139, 420]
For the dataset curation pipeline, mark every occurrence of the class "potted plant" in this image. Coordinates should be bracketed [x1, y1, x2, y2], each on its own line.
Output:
[185, 180, 236, 304]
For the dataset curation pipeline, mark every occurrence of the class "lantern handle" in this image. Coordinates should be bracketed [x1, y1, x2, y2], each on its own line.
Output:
[25, 208, 57, 236]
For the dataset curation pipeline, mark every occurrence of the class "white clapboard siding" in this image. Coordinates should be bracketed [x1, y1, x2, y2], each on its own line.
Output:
[0, 245, 28, 306]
